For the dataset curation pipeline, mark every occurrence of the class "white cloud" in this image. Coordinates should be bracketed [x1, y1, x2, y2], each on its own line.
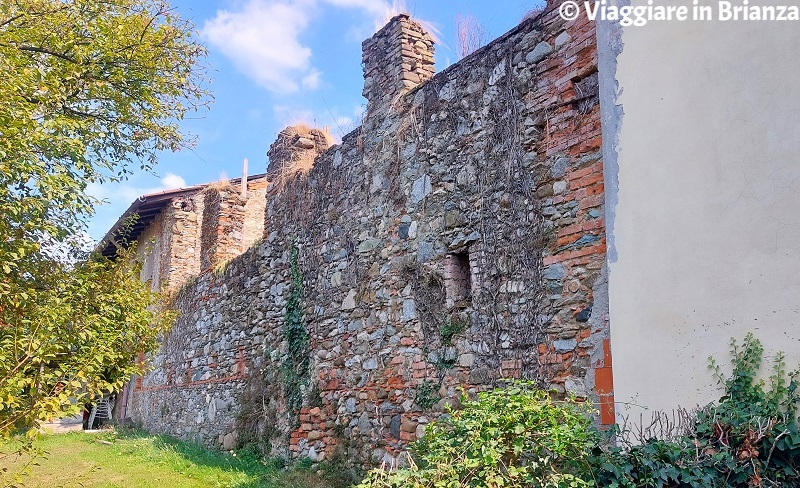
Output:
[301, 68, 322, 90]
[161, 173, 187, 190]
[201, 0, 393, 94]
[202, 0, 316, 94]
[321, 0, 387, 18]
[87, 173, 188, 205]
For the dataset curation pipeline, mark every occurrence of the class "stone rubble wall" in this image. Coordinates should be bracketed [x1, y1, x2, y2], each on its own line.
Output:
[136, 210, 168, 291]
[198, 179, 270, 272]
[136, 192, 205, 293]
[242, 183, 268, 249]
[362, 14, 435, 114]
[135, 180, 268, 294]
[165, 193, 205, 292]
[127, 2, 610, 466]
[266, 126, 333, 179]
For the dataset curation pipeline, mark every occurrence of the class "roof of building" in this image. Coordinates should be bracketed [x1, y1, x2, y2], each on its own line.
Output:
[96, 173, 268, 259]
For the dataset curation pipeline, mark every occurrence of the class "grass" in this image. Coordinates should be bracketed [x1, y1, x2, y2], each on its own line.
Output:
[0, 428, 328, 488]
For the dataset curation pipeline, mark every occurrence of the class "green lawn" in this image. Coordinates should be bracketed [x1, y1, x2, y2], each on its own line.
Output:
[0, 429, 330, 488]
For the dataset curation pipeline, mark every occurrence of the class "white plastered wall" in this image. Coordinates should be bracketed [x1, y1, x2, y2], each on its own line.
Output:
[604, 1, 800, 417]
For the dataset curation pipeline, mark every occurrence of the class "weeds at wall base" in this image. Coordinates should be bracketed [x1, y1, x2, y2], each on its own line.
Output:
[358, 334, 800, 488]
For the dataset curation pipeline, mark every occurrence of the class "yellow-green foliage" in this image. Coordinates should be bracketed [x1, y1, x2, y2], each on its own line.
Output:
[0, 0, 207, 438]
[0, 247, 176, 435]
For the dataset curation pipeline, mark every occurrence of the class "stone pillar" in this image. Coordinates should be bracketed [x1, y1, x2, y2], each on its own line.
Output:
[164, 194, 202, 291]
[266, 125, 332, 180]
[362, 14, 435, 115]
[200, 184, 246, 271]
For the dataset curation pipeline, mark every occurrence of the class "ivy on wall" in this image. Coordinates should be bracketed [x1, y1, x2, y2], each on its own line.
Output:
[282, 243, 310, 422]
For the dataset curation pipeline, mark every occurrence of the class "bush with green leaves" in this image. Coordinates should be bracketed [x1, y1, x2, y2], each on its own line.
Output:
[357, 334, 800, 488]
[357, 382, 598, 488]
[591, 333, 800, 487]
[282, 243, 310, 422]
[0, 246, 176, 435]
[0, 0, 207, 438]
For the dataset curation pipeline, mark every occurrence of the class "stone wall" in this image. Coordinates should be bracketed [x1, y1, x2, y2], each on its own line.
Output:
[242, 183, 268, 248]
[136, 192, 205, 292]
[127, 2, 610, 465]
[132, 179, 267, 293]
[164, 193, 206, 291]
[136, 210, 168, 290]
[362, 13, 435, 115]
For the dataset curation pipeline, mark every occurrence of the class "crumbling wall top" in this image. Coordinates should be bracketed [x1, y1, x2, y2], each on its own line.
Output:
[266, 125, 333, 180]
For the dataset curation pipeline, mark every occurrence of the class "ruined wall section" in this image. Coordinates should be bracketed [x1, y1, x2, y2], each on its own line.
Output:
[164, 192, 205, 292]
[362, 14, 435, 115]
[266, 126, 333, 180]
[242, 179, 269, 248]
[201, 184, 247, 271]
[136, 211, 169, 291]
[128, 4, 608, 465]
[131, 191, 205, 293]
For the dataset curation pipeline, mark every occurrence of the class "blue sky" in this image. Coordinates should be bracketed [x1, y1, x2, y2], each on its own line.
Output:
[87, 0, 545, 241]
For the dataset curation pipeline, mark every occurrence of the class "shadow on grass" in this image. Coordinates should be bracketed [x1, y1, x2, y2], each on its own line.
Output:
[110, 426, 328, 488]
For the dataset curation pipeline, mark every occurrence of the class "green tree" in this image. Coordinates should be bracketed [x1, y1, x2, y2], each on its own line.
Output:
[0, 247, 176, 434]
[0, 0, 207, 434]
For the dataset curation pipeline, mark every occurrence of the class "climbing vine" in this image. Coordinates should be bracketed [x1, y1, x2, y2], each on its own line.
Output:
[282, 243, 310, 422]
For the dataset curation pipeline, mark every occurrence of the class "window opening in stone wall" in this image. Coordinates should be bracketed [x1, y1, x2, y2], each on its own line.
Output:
[445, 250, 472, 309]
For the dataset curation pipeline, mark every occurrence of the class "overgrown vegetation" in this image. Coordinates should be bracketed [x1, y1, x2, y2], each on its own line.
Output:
[0, 0, 207, 438]
[282, 243, 311, 422]
[0, 246, 175, 435]
[591, 333, 800, 487]
[359, 383, 597, 488]
[414, 380, 440, 410]
[438, 315, 467, 346]
[358, 334, 800, 488]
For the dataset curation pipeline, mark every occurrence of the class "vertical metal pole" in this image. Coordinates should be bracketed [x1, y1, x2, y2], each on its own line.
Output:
[241, 158, 248, 198]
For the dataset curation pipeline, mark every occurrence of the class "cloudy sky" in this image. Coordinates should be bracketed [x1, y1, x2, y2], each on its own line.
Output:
[87, 0, 545, 241]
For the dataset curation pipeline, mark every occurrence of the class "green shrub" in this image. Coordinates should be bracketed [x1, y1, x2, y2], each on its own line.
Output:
[414, 380, 440, 410]
[358, 334, 800, 488]
[357, 334, 800, 488]
[591, 333, 800, 487]
[357, 382, 597, 488]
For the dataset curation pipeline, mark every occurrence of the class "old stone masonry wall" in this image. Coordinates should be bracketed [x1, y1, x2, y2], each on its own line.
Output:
[127, 1, 610, 466]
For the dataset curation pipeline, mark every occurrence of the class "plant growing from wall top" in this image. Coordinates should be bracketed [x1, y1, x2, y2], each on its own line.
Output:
[282, 243, 310, 422]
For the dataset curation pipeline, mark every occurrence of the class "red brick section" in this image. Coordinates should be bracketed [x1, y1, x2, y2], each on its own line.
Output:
[536, 0, 615, 425]
[596, 338, 615, 425]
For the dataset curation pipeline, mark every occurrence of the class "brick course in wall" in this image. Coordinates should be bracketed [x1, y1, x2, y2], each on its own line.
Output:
[125, 0, 613, 466]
